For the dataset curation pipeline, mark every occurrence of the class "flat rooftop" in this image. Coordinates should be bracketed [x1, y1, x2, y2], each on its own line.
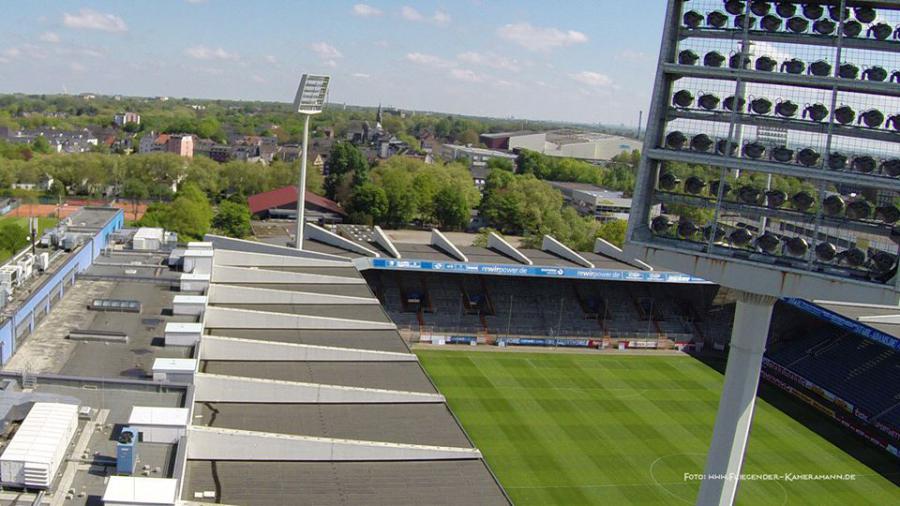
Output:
[3, 253, 198, 378]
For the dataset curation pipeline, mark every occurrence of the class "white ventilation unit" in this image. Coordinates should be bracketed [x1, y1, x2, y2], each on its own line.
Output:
[0, 402, 78, 489]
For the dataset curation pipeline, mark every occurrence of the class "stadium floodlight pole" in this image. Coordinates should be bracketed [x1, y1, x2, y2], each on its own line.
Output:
[292, 73, 330, 249]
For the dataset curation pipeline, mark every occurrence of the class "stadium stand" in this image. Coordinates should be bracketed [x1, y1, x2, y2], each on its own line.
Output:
[765, 302, 900, 446]
[362, 271, 720, 341]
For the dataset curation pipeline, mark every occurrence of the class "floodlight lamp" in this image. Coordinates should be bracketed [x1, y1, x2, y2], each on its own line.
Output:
[859, 109, 885, 128]
[875, 205, 899, 224]
[651, 216, 672, 234]
[815, 242, 837, 261]
[725, 0, 745, 16]
[854, 6, 877, 24]
[699, 94, 721, 111]
[293, 74, 331, 114]
[775, 100, 798, 118]
[665, 131, 687, 149]
[828, 5, 848, 21]
[882, 159, 900, 177]
[786, 17, 809, 34]
[775, 2, 796, 19]
[684, 176, 706, 194]
[797, 148, 820, 167]
[870, 251, 896, 273]
[764, 189, 787, 208]
[834, 105, 855, 125]
[658, 172, 680, 191]
[737, 185, 762, 204]
[755, 56, 777, 71]
[677, 219, 699, 238]
[863, 66, 888, 82]
[813, 18, 836, 35]
[679, 50, 700, 65]
[683, 10, 704, 28]
[852, 155, 877, 173]
[750, 1, 771, 17]
[790, 191, 814, 211]
[839, 63, 860, 80]
[843, 19, 863, 38]
[822, 195, 845, 216]
[802, 4, 823, 20]
[703, 225, 726, 242]
[785, 237, 808, 257]
[841, 247, 866, 267]
[756, 233, 780, 253]
[704, 51, 726, 68]
[691, 134, 714, 152]
[772, 146, 794, 163]
[729, 228, 753, 247]
[742, 142, 766, 159]
[809, 60, 832, 77]
[846, 200, 872, 220]
[828, 152, 847, 170]
[707, 11, 729, 28]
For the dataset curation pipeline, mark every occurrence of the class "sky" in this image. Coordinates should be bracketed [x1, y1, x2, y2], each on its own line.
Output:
[0, 1, 666, 126]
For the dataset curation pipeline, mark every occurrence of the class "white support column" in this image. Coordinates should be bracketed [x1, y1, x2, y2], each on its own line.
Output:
[697, 291, 775, 506]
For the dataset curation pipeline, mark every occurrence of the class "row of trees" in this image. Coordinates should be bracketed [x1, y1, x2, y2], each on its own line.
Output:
[322, 141, 629, 248]
[515, 149, 640, 192]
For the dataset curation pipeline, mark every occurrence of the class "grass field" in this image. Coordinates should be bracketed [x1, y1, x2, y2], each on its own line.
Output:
[416, 350, 900, 505]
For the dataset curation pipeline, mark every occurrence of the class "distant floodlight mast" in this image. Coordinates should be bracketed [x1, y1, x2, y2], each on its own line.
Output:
[292, 73, 330, 249]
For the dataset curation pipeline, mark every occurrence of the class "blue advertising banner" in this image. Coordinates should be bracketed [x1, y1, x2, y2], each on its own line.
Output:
[367, 258, 710, 284]
[782, 298, 900, 352]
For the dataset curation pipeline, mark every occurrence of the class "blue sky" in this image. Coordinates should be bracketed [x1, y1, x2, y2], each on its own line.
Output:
[0, 1, 666, 125]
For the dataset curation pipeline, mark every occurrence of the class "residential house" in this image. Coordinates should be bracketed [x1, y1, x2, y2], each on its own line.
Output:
[113, 112, 141, 127]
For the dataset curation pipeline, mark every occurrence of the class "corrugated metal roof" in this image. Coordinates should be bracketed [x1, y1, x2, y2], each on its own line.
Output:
[248, 186, 346, 217]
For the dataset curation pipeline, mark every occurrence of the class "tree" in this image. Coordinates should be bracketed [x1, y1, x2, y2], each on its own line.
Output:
[122, 178, 149, 220]
[346, 183, 388, 225]
[596, 219, 627, 248]
[325, 142, 368, 201]
[486, 157, 514, 172]
[31, 136, 52, 154]
[433, 185, 470, 230]
[138, 182, 212, 240]
[212, 200, 252, 238]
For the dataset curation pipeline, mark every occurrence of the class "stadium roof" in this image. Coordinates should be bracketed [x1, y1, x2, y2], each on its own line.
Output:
[185, 236, 511, 505]
[812, 300, 900, 341]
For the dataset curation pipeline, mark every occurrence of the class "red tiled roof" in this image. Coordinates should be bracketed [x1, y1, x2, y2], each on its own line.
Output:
[247, 186, 346, 216]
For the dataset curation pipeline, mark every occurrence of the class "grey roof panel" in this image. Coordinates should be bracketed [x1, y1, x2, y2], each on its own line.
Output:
[194, 403, 471, 447]
[211, 303, 391, 322]
[204, 328, 410, 353]
[225, 283, 374, 297]
[200, 361, 437, 393]
[183, 460, 510, 506]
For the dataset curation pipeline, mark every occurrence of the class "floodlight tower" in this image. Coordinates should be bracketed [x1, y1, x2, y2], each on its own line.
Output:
[292, 74, 330, 249]
[627, 1, 900, 505]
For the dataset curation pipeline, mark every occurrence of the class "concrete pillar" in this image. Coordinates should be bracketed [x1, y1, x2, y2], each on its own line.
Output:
[697, 291, 775, 506]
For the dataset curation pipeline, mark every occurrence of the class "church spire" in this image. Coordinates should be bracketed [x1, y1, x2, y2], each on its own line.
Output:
[376, 102, 383, 127]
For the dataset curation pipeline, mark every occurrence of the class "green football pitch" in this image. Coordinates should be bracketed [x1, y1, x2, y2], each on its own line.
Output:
[416, 350, 900, 505]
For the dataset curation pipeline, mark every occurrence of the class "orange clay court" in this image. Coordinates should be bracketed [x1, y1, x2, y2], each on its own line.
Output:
[7, 201, 147, 221]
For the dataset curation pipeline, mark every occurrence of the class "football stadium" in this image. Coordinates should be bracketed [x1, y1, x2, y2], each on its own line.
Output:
[0, 1, 898, 505]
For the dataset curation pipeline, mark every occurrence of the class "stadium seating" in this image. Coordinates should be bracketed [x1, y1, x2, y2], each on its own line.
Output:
[767, 328, 900, 432]
[363, 271, 716, 340]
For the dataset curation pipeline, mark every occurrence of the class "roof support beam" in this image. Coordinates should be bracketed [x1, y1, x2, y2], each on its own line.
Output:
[186, 426, 481, 461]
[594, 238, 652, 271]
[431, 229, 467, 262]
[204, 234, 350, 262]
[199, 336, 416, 362]
[373, 226, 401, 259]
[193, 373, 443, 403]
[487, 232, 531, 265]
[542, 235, 594, 268]
[306, 223, 379, 257]
[204, 306, 396, 330]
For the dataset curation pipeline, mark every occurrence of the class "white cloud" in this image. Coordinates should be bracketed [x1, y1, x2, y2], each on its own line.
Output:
[405, 52, 453, 68]
[457, 51, 520, 72]
[352, 4, 383, 17]
[498, 22, 587, 51]
[70, 62, 86, 72]
[401, 6, 423, 21]
[63, 9, 127, 32]
[352, 72, 371, 79]
[251, 74, 266, 83]
[185, 45, 239, 60]
[39, 32, 60, 43]
[433, 10, 451, 24]
[449, 68, 483, 83]
[264, 55, 277, 64]
[570, 71, 613, 87]
[3, 48, 21, 59]
[615, 49, 648, 62]
[310, 42, 342, 59]
[401, 6, 450, 24]
[324, 59, 338, 68]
